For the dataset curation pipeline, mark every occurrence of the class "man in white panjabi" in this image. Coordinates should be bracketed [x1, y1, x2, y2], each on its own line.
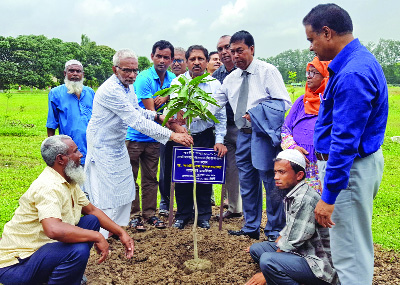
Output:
[84, 49, 193, 237]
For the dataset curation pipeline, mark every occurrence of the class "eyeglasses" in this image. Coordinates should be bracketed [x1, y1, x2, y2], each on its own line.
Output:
[172, 59, 184, 64]
[217, 44, 230, 52]
[306, 70, 321, 78]
[116, 66, 139, 74]
[67, 69, 82, 74]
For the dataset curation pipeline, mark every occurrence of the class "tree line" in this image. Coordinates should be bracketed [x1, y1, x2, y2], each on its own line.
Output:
[0, 34, 152, 91]
[259, 39, 400, 85]
[0, 35, 399, 91]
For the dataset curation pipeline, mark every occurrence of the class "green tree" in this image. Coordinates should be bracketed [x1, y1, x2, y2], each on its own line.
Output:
[138, 56, 152, 71]
[259, 49, 314, 83]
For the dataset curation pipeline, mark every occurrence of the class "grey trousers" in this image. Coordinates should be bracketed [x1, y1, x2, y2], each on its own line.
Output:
[224, 124, 242, 213]
[318, 148, 383, 285]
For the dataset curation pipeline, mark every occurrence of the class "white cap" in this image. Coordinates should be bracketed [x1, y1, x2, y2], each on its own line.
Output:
[276, 149, 306, 170]
[65, 59, 83, 70]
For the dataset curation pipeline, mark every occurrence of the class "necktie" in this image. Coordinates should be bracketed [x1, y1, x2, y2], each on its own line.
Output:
[235, 70, 249, 129]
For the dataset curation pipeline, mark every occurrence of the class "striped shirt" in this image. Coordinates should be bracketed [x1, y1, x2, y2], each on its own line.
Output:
[170, 71, 227, 144]
[0, 167, 90, 268]
[211, 59, 291, 116]
[84, 74, 172, 209]
[278, 181, 338, 284]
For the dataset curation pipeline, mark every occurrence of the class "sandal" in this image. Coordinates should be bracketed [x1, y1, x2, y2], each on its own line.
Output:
[128, 218, 146, 232]
[147, 216, 166, 229]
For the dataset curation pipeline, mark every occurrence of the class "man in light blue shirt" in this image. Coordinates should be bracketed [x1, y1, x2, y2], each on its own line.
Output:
[126, 40, 177, 231]
[46, 60, 95, 165]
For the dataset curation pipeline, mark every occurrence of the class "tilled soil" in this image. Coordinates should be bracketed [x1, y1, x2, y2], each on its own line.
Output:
[85, 209, 400, 284]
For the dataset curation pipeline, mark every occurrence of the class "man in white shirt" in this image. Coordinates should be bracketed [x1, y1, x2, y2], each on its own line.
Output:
[84, 49, 193, 238]
[211, 31, 291, 240]
[171, 45, 227, 230]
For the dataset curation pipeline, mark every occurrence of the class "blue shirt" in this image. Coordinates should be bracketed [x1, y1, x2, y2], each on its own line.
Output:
[314, 38, 388, 204]
[46, 84, 95, 164]
[126, 66, 176, 142]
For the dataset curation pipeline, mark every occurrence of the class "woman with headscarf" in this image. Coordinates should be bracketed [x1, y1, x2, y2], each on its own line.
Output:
[281, 57, 330, 193]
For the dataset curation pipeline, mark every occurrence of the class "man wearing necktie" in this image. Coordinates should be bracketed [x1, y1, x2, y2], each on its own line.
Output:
[211, 30, 292, 240]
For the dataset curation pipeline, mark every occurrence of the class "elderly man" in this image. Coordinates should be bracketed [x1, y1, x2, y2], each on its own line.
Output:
[0, 135, 134, 285]
[46, 60, 95, 165]
[172, 45, 227, 230]
[126, 40, 177, 231]
[213, 35, 242, 220]
[303, 4, 388, 284]
[210, 31, 291, 240]
[84, 49, 193, 238]
[170, 47, 187, 77]
[246, 149, 338, 285]
[206, 51, 221, 75]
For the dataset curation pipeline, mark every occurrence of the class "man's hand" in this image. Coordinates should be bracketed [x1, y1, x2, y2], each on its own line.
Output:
[314, 199, 335, 228]
[168, 123, 188, 134]
[294, 146, 310, 164]
[170, 132, 193, 147]
[245, 272, 266, 285]
[154, 95, 169, 109]
[94, 235, 110, 264]
[119, 230, 134, 259]
[214, 143, 227, 157]
[243, 113, 251, 122]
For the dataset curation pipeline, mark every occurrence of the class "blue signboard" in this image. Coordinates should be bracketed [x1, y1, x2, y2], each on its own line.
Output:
[172, 147, 226, 184]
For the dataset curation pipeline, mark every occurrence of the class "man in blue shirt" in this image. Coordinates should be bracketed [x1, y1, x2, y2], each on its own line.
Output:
[303, 4, 388, 284]
[46, 60, 95, 165]
[126, 40, 177, 231]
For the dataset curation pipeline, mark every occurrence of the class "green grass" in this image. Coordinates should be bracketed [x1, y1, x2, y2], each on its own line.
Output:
[0, 88, 399, 251]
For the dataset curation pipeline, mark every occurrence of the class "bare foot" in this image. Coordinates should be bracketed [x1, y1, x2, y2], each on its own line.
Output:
[245, 272, 266, 285]
[244, 246, 250, 253]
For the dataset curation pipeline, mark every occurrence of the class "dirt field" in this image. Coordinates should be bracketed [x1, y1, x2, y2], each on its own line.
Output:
[85, 208, 400, 284]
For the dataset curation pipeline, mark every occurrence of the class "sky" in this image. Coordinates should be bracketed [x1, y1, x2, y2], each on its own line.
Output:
[1, 0, 399, 60]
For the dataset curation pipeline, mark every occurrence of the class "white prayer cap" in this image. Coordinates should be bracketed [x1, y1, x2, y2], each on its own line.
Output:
[276, 149, 306, 170]
[65, 60, 83, 70]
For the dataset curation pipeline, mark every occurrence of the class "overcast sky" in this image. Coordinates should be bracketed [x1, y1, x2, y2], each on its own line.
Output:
[1, 0, 399, 60]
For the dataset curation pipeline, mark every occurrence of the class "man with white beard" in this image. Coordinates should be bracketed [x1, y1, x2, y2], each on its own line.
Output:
[0, 135, 134, 285]
[46, 60, 95, 165]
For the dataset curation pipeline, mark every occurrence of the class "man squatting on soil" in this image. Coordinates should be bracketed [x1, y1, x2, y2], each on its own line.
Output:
[246, 149, 338, 285]
[0, 135, 134, 285]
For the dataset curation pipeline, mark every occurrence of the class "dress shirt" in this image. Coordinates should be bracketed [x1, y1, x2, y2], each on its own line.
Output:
[278, 181, 338, 284]
[170, 71, 227, 144]
[84, 75, 172, 209]
[211, 59, 291, 116]
[46, 85, 95, 164]
[0, 167, 90, 268]
[126, 66, 176, 142]
[314, 38, 389, 204]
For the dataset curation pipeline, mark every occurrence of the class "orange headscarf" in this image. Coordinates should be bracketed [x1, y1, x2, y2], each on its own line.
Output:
[303, 57, 331, 115]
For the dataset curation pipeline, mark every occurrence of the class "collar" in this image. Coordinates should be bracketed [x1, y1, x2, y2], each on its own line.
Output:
[112, 74, 131, 93]
[328, 38, 361, 76]
[285, 180, 307, 199]
[44, 166, 71, 186]
[244, 58, 257, 75]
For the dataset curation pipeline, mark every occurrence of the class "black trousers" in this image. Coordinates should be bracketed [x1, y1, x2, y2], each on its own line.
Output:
[174, 127, 214, 221]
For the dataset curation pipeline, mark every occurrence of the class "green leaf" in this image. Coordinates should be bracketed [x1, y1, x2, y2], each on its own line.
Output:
[154, 85, 180, 97]
[205, 110, 219, 123]
[189, 73, 209, 86]
[178, 76, 189, 85]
